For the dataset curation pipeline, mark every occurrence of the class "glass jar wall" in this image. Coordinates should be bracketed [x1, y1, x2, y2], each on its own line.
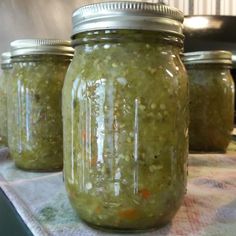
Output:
[63, 2, 188, 231]
[8, 39, 73, 171]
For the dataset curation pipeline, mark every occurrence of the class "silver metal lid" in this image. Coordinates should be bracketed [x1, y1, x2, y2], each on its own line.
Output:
[72, 1, 184, 37]
[1, 52, 11, 65]
[183, 50, 232, 65]
[232, 51, 236, 67]
[10, 39, 74, 57]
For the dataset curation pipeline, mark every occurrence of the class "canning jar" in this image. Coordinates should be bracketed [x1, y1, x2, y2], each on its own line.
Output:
[184, 51, 234, 152]
[8, 39, 74, 171]
[0, 52, 12, 147]
[231, 52, 236, 122]
[63, 2, 188, 231]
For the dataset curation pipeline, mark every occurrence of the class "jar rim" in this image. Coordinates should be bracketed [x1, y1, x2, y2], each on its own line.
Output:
[10, 39, 74, 57]
[72, 1, 184, 38]
[1, 51, 11, 65]
[183, 50, 232, 65]
[232, 51, 236, 68]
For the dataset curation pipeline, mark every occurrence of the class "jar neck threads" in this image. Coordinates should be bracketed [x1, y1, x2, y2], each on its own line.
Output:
[11, 54, 72, 63]
[72, 30, 183, 48]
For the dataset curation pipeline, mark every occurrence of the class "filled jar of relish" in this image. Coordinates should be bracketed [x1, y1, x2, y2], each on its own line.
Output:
[8, 39, 74, 171]
[184, 50, 234, 152]
[0, 52, 12, 147]
[63, 1, 188, 231]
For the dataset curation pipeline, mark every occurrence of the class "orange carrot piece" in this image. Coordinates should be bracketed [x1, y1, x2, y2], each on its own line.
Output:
[138, 188, 151, 199]
[91, 156, 98, 167]
[95, 206, 102, 214]
[82, 130, 86, 141]
[118, 208, 140, 220]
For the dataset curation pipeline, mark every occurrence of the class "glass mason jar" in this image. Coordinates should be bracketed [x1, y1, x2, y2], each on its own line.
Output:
[8, 39, 74, 171]
[63, 2, 188, 231]
[0, 52, 12, 147]
[184, 51, 234, 152]
[231, 52, 236, 122]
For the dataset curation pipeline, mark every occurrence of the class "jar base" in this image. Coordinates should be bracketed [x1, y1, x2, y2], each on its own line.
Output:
[81, 218, 170, 233]
[189, 149, 226, 154]
[14, 163, 62, 172]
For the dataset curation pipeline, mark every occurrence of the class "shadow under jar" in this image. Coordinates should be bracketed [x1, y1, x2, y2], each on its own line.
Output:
[184, 51, 234, 153]
[0, 52, 12, 147]
[8, 39, 74, 171]
[63, 2, 188, 232]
